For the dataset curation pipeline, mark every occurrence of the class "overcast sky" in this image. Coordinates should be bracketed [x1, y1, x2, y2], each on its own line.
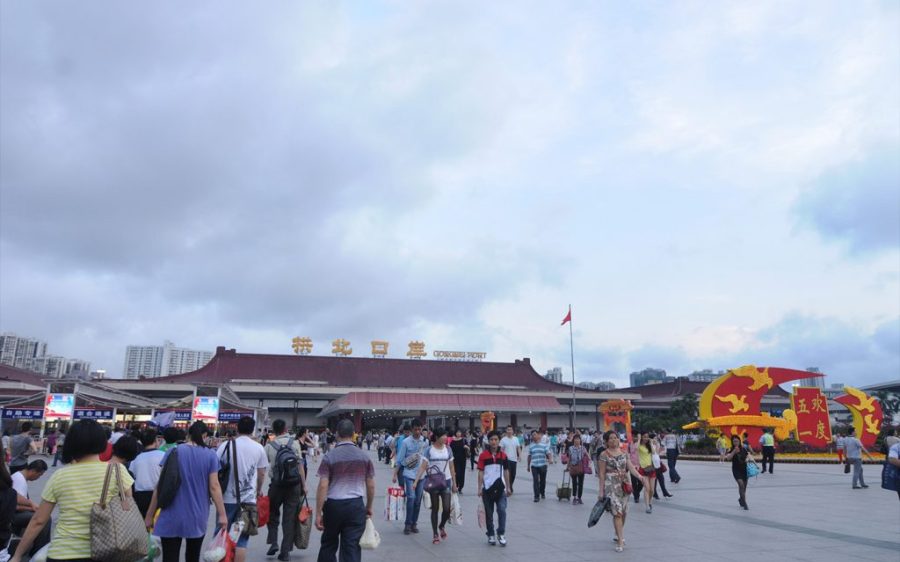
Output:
[1, 2, 898, 388]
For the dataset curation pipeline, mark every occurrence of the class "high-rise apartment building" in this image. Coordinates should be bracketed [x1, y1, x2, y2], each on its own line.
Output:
[629, 368, 672, 387]
[123, 341, 213, 379]
[544, 367, 563, 383]
[34, 355, 67, 378]
[0, 333, 48, 371]
[799, 367, 825, 389]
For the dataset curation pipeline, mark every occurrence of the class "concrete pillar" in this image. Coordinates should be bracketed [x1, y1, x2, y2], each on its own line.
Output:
[419, 410, 427, 425]
[510, 414, 518, 431]
[353, 410, 362, 433]
[469, 417, 475, 430]
[540, 413, 548, 432]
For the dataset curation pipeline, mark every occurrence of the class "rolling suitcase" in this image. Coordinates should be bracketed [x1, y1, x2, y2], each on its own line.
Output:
[556, 469, 572, 501]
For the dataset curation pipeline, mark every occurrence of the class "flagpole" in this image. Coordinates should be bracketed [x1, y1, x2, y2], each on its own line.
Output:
[569, 304, 576, 430]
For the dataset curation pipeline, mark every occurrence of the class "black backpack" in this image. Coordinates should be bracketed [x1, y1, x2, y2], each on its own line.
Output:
[218, 440, 232, 494]
[271, 438, 302, 488]
[157, 447, 181, 509]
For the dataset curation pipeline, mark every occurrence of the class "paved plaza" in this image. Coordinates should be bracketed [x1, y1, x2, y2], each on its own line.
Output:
[22, 449, 900, 561]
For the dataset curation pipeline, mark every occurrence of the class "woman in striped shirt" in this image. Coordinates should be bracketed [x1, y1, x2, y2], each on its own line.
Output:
[11, 419, 134, 562]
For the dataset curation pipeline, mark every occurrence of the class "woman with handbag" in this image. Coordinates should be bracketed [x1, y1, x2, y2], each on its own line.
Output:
[567, 434, 589, 505]
[10, 419, 136, 562]
[598, 431, 644, 553]
[636, 433, 657, 513]
[145, 421, 228, 562]
[721, 435, 754, 510]
[413, 427, 458, 545]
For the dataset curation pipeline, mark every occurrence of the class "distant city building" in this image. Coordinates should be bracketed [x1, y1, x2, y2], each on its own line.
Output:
[0, 333, 48, 372]
[34, 355, 67, 378]
[90, 369, 107, 380]
[544, 367, 563, 384]
[823, 382, 846, 399]
[66, 359, 92, 376]
[123, 340, 213, 379]
[686, 369, 725, 383]
[799, 367, 825, 389]
[629, 368, 673, 387]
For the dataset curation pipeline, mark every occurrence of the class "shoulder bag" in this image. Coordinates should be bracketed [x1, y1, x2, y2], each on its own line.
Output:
[91, 463, 149, 562]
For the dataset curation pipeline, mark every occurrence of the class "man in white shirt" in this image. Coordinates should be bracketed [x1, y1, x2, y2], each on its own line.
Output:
[130, 429, 164, 518]
[499, 425, 522, 494]
[216, 416, 269, 562]
[11, 460, 50, 556]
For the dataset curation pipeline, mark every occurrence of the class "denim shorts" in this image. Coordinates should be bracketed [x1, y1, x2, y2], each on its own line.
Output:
[218, 503, 250, 548]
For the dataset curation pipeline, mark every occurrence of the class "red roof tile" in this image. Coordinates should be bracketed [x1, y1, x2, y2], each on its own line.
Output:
[157, 347, 590, 392]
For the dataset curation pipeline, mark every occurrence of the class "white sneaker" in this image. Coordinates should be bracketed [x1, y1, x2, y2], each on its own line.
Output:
[498, 535, 507, 547]
[488, 535, 496, 546]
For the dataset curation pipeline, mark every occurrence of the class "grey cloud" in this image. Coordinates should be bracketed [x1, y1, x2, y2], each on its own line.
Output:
[794, 145, 900, 254]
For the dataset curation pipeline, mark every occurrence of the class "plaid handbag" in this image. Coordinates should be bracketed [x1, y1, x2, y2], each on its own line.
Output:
[91, 463, 149, 562]
[294, 496, 312, 549]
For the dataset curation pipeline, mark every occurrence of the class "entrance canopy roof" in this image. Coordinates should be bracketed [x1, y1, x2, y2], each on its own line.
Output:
[318, 391, 567, 417]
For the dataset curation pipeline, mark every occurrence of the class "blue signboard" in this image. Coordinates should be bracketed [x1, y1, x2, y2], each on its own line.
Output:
[74, 409, 114, 421]
[218, 411, 253, 422]
[2, 408, 44, 420]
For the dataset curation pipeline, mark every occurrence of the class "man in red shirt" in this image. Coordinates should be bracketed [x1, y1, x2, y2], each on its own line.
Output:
[477, 430, 512, 547]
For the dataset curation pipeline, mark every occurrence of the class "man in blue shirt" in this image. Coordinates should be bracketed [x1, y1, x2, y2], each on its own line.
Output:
[527, 429, 555, 502]
[393, 420, 426, 535]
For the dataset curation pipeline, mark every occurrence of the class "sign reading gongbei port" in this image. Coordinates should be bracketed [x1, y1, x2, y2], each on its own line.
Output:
[192, 396, 220, 422]
[44, 394, 76, 421]
[433, 350, 487, 362]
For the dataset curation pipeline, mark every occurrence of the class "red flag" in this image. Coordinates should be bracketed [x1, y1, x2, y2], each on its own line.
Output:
[561, 308, 571, 326]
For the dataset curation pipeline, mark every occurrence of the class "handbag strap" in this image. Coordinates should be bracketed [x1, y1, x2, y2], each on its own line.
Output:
[99, 462, 115, 508]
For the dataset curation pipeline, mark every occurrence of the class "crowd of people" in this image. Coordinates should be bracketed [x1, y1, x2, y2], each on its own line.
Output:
[0, 418, 896, 561]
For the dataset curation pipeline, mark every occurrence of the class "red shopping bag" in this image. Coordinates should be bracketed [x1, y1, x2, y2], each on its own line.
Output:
[257, 495, 270, 527]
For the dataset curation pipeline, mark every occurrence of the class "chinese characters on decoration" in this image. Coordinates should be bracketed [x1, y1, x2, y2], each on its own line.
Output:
[791, 387, 832, 447]
[684, 365, 884, 449]
[290, 337, 485, 361]
[599, 399, 633, 445]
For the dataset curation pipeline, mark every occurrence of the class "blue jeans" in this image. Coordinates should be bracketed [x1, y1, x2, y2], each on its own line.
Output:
[482, 494, 507, 537]
[403, 476, 424, 527]
[215, 503, 250, 548]
[850, 458, 866, 487]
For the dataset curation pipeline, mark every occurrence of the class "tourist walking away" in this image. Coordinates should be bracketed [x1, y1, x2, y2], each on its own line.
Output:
[10, 419, 136, 562]
[527, 429, 554, 502]
[721, 435, 755, 510]
[130, 428, 164, 517]
[10, 460, 50, 557]
[265, 419, 306, 561]
[468, 432, 480, 471]
[651, 435, 673, 499]
[663, 429, 680, 483]
[147, 421, 228, 562]
[315, 419, 375, 562]
[598, 431, 644, 553]
[888, 441, 900, 501]
[8, 423, 34, 474]
[477, 430, 511, 547]
[636, 433, 658, 512]
[759, 428, 776, 474]
[215, 416, 269, 562]
[449, 430, 469, 494]
[567, 434, 589, 504]
[51, 429, 65, 468]
[413, 428, 457, 545]
[394, 419, 427, 535]
[843, 433, 874, 489]
[499, 426, 521, 494]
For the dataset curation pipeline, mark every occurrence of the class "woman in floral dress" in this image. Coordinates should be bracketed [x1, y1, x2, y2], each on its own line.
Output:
[598, 430, 644, 553]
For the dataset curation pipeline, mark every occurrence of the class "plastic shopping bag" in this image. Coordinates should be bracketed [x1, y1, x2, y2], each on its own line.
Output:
[257, 495, 270, 527]
[201, 528, 235, 562]
[476, 501, 486, 530]
[449, 492, 463, 526]
[359, 517, 381, 550]
[28, 544, 50, 562]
